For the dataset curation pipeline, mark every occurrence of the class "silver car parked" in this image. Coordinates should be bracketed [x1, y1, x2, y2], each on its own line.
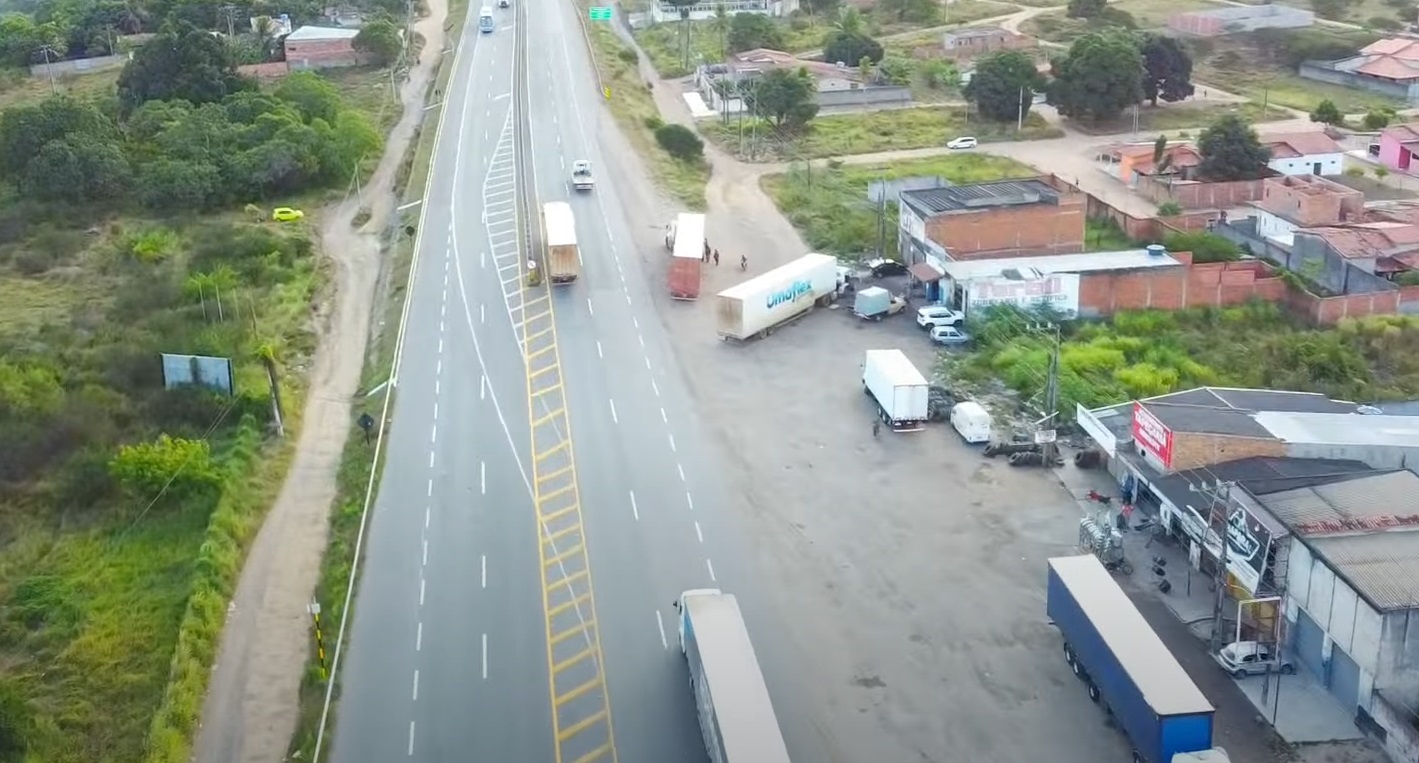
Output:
[1214, 640, 1295, 679]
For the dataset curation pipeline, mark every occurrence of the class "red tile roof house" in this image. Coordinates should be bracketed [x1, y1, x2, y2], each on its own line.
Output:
[1260, 131, 1344, 176]
[1300, 37, 1419, 104]
[1289, 204, 1419, 294]
[1378, 123, 1419, 174]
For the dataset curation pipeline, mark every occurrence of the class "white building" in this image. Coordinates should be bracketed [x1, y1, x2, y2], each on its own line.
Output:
[650, 0, 796, 22]
[1253, 471, 1419, 762]
[1263, 132, 1345, 177]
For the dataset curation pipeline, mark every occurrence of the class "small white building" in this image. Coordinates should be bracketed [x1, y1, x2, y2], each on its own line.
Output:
[1263, 132, 1345, 177]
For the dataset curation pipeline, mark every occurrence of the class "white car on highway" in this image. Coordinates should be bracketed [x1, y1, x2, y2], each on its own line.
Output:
[946, 136, 978, 150]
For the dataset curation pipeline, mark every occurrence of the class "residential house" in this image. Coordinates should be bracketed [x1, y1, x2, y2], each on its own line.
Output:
[939, 27, 1033, 60]
[897, 178, 1085, 264]
[1262, 131, 1344, 177]
[1300, 38, 1419, 103]
[284, 25, 364, 69]
[649, 0, 797, 22]
[695, 48, 910, 113]
[1296, 207, 1419, 287]
[1249, 175, 1363, 247]
[1377, 123, 1419, 173]
[1098, 143, 1203, 185]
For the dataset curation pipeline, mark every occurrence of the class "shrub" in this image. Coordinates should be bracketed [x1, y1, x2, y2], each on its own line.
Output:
[1164, 230, 1241, 263]
[109, 434, 223, 507]
[617, 45, 638, 64]
[644, 115, 665, 130]
[654, 124, 704, 161]
[1156, 200, 1182, 217]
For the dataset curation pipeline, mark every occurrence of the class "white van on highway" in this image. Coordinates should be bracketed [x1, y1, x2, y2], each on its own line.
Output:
[478, 7, 494, 31]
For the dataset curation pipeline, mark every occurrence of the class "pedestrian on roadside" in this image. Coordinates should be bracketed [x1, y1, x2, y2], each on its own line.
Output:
[740, 253, 748, 271]
[872, 419, 881, 438]
[713, 249, 720, 266]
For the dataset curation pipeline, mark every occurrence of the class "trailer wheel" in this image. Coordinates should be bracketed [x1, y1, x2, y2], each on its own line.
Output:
[1087, 681, 1100, 703]
[1071, 658, 1084, 677]
[1062, 644, 1074, 665]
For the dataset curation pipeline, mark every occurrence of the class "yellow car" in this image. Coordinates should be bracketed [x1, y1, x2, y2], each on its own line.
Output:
[272, 207, 305, 222]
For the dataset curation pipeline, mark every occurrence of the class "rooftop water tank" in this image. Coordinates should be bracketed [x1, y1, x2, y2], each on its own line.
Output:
[1146, 244, 1167, 257]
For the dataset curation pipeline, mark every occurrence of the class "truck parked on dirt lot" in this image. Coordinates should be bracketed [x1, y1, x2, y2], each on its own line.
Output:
[543, 201, 579, 284]
[666, 212, 704, 300]
[716, 253, 837, 341]
[1047, 555, 1220, 763]
[862, 349, 929, 430]
[674, 589, 792, 763]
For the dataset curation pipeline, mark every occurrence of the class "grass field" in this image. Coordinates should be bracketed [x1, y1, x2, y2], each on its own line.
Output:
[701, 105, 1061, 161]
[1022, 0, 1228, 42]
[1193, 45, 1404, 113]
[1232, 0, 1412, 26]
[1072, 99, 1292, 134]
[589, 23, 709, 208]
[762, 153, 1034, 256]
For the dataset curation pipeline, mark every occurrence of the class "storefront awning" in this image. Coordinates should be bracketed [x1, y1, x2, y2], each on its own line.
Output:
[909, 262, 943, 282]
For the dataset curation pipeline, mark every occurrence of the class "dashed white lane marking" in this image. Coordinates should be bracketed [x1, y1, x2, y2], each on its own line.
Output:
[677, 463, 685, 482]
[424, 506, 429, 529]
[481, 633, 488, 679]
[408, 721, 415, 756]
[632, 316, 638, 329]
[625, 293, 631, 305]
[480, 461, 486, 495]
[427, 480, 433, 498]
[480, 374, 486, 400]
[430, 425, 437, 444]
[706, 559, 717, 581]
[412, 669, 420, 701]
[656, 610, 668, 650]
[668, 433, 676, 452]
[419, 578, 426, 607]
[608, 399, 618, 424]
[416, 622, 423, 651]
[481, 554, 487, 588]
[436, 358, 442, 376]
[660, 408, 667, 423]
[422, 540, 428, 566]
[694, 521, 703, 543]
[428, 451, 435, 469]
[686, 492, 694, 511]
[481, 303, 485, 323]
[596, 341, 603, 359]
[638, 335, 645, 349]
[629, 490, 639, 521]
[651, 379, 659, 396]
[587, 297, 595, 316]
[644, 357, 651, 370]
[481, 249, 486, 269]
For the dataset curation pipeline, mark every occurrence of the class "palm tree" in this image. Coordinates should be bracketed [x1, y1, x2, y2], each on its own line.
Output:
[834, 6, 863, 37]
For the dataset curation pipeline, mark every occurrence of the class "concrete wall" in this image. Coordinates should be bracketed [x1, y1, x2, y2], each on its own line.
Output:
[1077, 258, 1289, 318]
[817, 86, 911, 110]
[284, 38, 365, 69]
[1286, 538, 1381, 715]
[237, 61, 291, 78]
[30, 52, 128, 78]
[1169, 431, 1287, 472]
[1371, 692, 1419, 763]
[1299, 62, 1419, 103]
[1139, 175, 1269, 210]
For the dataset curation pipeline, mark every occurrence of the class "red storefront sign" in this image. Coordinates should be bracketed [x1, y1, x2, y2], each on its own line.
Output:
[1132, 402, 1173, 469]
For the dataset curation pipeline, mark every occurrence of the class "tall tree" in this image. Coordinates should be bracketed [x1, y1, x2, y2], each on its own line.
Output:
[963, 50, 1043, 122]
[750, 67, 819, 128]
[353, 17, 402, 66]
[878, 0, 939, 24]
[116, 23, 253, 114]
[1138, 34, 1194, 106]
[833, 6, 864, 36]
[727, 12, 783, 52]
[1197, 114, 1271, 181]
[823, 31, 882, 65]
[1048, 31, 1144, 123]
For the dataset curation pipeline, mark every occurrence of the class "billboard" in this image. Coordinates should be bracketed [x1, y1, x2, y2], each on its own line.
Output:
[161, 353, 235, 396]
[1132, 402, 1173, 469]
[964, 272, 1080, 317]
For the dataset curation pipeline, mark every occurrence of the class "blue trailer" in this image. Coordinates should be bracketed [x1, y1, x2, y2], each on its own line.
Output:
[1047, 555, 1220, 763]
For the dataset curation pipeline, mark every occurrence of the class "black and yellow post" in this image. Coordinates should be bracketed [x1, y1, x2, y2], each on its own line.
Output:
[309, 601, 328, 681]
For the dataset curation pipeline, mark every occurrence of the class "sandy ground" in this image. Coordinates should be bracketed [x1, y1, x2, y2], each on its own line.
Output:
[189, 6, 450, 762]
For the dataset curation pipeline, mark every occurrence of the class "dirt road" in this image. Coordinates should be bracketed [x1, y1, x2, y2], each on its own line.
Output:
[190, 6, 450, 762]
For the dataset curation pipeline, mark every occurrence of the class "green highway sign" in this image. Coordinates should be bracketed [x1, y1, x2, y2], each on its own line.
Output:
[589, 6, 612, 20]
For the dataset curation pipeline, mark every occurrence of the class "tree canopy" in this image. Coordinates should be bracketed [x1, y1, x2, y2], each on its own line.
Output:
[750, 67, 819, 129]
[1309, 98, 1343, 126]
[353, 17, 402, 66]
[1047, 31, 1143, 123]
[823, 31, 882, 66]
[116, 23, 254, 114]
[963, 50, 1043, 123]
[1139, 33, 1194, 106]
[1066, 0, 1106, 18]
[1197, 114, 1271, 181]
[727, 12, 783, 53]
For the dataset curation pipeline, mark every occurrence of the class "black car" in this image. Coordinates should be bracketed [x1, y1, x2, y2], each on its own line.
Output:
[867, 258, 908, 278]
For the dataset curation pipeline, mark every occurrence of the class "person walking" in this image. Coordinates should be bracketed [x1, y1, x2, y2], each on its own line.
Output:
[713, 249, 720, 266]
[872, 419, 881, 438]
[740, 253, 748, 271]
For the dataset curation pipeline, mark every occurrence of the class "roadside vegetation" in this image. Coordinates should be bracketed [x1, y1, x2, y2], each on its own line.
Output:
[583, 18, 708, 208]
[1189, 27, 1400, 113]
[0, 7, 401, 763]
[947, 302, 1419, 419]
[761, 153, 1032, 257]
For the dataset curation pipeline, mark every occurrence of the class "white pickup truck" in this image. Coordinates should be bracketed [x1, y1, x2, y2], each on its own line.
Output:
[571, 159, 594, 191]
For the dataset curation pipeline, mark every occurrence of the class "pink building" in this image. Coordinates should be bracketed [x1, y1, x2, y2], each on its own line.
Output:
[1377, 123, 1419, 173]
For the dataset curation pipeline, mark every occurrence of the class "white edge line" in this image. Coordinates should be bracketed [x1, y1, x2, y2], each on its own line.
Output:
[313, 23, 472, 760]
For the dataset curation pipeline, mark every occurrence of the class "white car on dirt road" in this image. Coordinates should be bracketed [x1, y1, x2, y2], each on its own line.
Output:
[947, 136, 978, 150]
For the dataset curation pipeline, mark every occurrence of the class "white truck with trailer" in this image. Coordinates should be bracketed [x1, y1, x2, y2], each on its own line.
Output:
[542, 201, 580, 284]
[862, 349, 930, 430]
[674, 588, 792, 763]
[716, 253, 837, 341]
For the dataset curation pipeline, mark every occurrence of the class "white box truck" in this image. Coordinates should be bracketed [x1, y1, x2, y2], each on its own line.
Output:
[716, 253, 837, 341]
[862, 349, 929, 430]
[543, 201, 579, 284]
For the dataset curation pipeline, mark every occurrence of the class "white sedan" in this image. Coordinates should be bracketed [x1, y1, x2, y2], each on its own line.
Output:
[947, 136, 978, 150]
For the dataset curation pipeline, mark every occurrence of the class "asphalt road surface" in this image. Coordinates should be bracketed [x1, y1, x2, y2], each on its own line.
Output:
[326, 0, 823, 759]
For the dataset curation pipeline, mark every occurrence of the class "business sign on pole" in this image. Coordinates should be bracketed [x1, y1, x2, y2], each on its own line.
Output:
[589, 6, 613, 20]
[1131, 402, 1173, 469]
[965, 272, 1080, 317]
[1222, 505, 1272, 595]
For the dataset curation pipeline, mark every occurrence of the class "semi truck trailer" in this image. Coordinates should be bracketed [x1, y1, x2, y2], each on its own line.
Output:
[1047, 555, 1220, 763]
[543, 201, 579, 284]
[675, 589, 792, 763]
[861, 349, 929, 430]
[715, 253, 837, 341]
[667, 212, 705, 300]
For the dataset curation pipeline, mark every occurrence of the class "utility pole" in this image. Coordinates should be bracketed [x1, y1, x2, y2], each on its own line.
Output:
[875, 175, 888, 261]
[1207, 480, 1235, 654]
[220, 4, 239, 38]
[38, 45, 58, 94]
[1028, 321, 1062, 465]
[1017, 85, 1025, 131]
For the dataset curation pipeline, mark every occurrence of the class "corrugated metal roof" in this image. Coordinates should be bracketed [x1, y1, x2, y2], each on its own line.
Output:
[286, 25, 359, 41]
[1259, 471, 1419, 535]
[901, 179, 1059, 216]
[1143, 403, 1272, 437]
[1307, 531, 1419, 612]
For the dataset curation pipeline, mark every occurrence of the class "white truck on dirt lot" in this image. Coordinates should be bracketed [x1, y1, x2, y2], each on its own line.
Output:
[571, 159, 594, 191]
[862, 349, 929, 431]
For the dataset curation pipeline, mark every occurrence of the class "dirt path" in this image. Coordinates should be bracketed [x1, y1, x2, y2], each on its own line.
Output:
[190, 6, 450, 763]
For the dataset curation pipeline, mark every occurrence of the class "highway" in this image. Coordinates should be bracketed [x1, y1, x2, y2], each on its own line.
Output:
[323, 0, 824, 757]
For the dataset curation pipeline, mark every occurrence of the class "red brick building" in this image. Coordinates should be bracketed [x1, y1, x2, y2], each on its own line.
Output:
[899, 178, 1086, 261]
[284, 25, 365, 70]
